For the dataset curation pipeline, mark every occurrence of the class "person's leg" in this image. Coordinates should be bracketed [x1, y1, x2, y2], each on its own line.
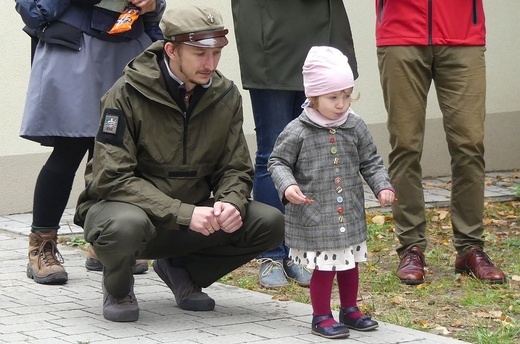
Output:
[377, 46, 432, 284]
[433, 46, 486, 253]
[142, 200, 284, 286]
[337, 265, 378, 331]
[150, 200, 284, 311]
[249, 89, 311, 286]
[32, 137, 93, 230]
[377, 46, 432, 255]
[84, 201, 156, 297]
[83, 201, 156, 322]
[433, 46, 505, 283]
[310, 270, 336, 322]
[28, 137, 93, 284]
[309, 270, 349, 338]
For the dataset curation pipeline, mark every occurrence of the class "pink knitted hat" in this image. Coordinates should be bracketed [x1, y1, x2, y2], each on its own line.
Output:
[302, 46, 354, 97]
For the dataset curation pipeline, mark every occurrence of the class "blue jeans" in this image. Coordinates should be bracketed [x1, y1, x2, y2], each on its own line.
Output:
[249, 89, 307, 260]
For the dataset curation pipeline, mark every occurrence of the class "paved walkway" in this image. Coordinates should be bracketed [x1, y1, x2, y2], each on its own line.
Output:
[0, 171, 517, 344]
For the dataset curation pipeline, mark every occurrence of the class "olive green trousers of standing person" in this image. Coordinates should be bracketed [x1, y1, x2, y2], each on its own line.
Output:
[377, 45, 487, 256]
[83, 200, 284, 298]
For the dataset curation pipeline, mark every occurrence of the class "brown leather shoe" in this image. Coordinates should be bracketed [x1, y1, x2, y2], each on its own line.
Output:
[396, 246, 425, 285]
[455, 247, 506, 284]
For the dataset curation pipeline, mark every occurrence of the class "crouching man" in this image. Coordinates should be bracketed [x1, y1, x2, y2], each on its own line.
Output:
[74, 5, 284, 322]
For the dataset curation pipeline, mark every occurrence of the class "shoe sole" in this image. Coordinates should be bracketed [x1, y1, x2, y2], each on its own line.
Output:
[26, 264, 68, 285]
[344, 324, 379, 331]
[152, 260, 215, 311]
[103, 309, 139, 322]
[259, 281, 290, 289]
[454, 269, 506, 284]
[286, 277, 310, 287]
[311, 330, 350, 339]
[398, 278, 424, 285]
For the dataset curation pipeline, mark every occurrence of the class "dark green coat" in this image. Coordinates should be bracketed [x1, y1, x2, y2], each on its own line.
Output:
[75, 41, 254, 230]
[231, 0, 358, 91]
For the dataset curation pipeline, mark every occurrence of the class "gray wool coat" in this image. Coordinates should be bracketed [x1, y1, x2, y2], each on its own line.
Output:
[268, 110, 392, 251]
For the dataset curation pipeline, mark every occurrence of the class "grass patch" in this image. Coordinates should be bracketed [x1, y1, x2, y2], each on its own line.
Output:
[220, 201, 520, 344]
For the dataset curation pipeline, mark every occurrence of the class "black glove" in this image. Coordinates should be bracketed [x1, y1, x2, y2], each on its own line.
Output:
[71, 0, 102, 6]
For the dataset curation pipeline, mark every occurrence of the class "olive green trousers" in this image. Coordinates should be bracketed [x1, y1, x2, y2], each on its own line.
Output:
[377, 45, 486, 256]
[84, 200, 284, 298]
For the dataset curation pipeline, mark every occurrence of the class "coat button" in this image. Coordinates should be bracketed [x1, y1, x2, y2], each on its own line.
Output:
[333, 158, 340, 165]
[329, 129, 336, 135]
[337, 207, 344, 214]
[339, 215, 344, 223]
[340, 226, 346, 232]
[330, 147, 337, 154]
[334, 177, 342, 184]
[330, 137, 336, 143]
[337, 196, 343, 203]
[336, 186, 343, 193]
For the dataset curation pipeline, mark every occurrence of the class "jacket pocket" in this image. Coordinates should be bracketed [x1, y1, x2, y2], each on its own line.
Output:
[39, 21, 82, 51]
[289, 194, 321, 227]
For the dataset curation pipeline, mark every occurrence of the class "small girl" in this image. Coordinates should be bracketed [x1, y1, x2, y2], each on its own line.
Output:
[268, 46, 395, 339]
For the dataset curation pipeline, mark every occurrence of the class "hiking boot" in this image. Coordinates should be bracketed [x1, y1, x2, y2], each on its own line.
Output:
[396, 246, 425, 285]
[258, 258, 289, 288]
[102, 274, 139, 322]
[153, 258, 215, 311]
[283, 259, 312, 287]
[27, 229, 68, 284]
[455, 247, 506, 284]
[85, 245, 149, 274]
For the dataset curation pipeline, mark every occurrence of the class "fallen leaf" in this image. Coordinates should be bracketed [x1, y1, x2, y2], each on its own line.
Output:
[489, 311, 503, 318]
[451, 320, 463, 328]
[474, 311, 492, 318]
[391, 296, 406, 305]
[372, 215, 386, 225]
[438, 210, 449, 220]
[430, 326, 450, 335]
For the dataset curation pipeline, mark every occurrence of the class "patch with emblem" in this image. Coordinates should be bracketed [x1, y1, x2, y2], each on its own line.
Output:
[96, 108, 126, 146]
[102, 114, 119, 134]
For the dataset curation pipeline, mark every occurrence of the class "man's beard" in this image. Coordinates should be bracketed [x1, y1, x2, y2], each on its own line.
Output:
[179, 65, 212, 86]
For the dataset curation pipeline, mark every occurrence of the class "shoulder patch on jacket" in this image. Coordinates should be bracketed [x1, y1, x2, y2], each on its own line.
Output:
[96, 108, 126, 146]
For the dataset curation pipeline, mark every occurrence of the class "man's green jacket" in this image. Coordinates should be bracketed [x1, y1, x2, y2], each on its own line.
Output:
[75, 41, 254, 230]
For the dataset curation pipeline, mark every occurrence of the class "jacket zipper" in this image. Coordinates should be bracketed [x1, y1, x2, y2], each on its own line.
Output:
[472, 0, 478, 25]
[181, 82, 235, 164]
[428, 0, 433, 45]
[378, 0, 384, 23]
[182, 112, 188, 164]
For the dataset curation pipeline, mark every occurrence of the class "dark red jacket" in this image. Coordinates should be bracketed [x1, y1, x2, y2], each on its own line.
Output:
[376, 0, 486, 47]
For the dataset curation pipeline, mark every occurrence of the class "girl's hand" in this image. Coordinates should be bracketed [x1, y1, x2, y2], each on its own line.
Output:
[377, 189, 395, 207]
[284, 185, 308, 205]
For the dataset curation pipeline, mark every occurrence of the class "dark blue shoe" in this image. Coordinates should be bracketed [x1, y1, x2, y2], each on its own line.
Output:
[339, 306, 379, 331]
[311, 314, 350, 339]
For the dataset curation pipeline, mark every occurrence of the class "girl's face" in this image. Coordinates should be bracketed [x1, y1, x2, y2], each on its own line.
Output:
[316, 88, 353, 120]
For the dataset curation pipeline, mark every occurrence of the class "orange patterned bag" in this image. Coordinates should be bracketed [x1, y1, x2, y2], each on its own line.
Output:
[107, 3, 140, 34]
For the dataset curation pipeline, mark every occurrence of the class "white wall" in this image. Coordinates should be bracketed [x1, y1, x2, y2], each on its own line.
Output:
[1, 1, 519, 215]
